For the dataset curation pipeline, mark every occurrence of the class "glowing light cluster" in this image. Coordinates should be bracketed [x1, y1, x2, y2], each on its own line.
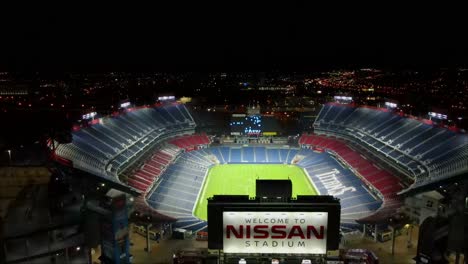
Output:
[82, 112, 97, 120]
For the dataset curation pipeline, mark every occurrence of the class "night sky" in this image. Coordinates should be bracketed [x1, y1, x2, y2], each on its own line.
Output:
[1, 3, 467, 72]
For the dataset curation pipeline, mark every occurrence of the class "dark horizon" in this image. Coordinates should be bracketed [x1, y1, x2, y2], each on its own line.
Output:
[3, 57, 468, 74]
[1, 3, 467, 73]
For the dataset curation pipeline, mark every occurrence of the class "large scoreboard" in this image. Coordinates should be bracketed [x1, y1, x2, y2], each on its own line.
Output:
[208, 195, 341, 256]
[230, 114, 262, 136]
[230, 114, 282, 137]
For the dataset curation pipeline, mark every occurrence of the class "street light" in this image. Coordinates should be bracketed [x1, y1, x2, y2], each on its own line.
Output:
[6, 150, 11, 165]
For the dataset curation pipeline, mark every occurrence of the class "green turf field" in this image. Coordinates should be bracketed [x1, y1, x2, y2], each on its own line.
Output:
[193, 164, 318, 221]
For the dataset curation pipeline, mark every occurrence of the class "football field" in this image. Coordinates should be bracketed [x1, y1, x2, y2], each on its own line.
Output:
[193, 164, 318, 221]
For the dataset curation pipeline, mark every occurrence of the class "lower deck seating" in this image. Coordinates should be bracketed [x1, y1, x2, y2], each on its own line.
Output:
[123, 146, 180, 194]
[143, 143, 392, 232]
[299, 134, 403, 223]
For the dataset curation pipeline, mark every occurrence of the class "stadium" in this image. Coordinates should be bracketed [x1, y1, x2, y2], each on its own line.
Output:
[4, 6, 468, 264]
[40, 101, 468, 263]
[47, 101, 468, 262]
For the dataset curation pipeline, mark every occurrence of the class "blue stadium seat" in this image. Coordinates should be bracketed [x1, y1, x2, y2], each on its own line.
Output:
[255, 147, 267, 162]
[242, 147, 255, 162]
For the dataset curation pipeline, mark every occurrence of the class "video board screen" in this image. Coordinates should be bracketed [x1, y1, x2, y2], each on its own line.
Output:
[230, 114, 262, 136]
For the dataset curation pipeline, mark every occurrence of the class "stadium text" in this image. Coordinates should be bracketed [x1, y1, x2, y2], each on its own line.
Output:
[226, 225, 325, 239]
[223, 212, 328, 254]
[245, 240, 306, 248]
[315, 168, 356, 196]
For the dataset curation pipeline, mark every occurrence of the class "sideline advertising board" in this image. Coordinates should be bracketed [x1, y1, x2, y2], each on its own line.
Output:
[223, 211, 328, 254]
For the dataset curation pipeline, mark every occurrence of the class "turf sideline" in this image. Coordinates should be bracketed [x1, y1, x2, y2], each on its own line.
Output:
[303, 167, 321, 195]
[192, 166, 211, 218]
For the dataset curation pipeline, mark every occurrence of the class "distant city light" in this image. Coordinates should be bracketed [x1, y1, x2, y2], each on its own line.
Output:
[334, 96, 352, 101]
[385, 102, 397, 108]
[428, 112, 447, 120]
[120, 102, 131, 108]
[158, 96, 175, 101]
[82, 112, 97, 120]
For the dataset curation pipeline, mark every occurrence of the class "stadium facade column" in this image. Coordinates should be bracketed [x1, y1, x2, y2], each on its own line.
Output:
[99, 193, 130, 264]
[85, 246, 92, 264]
[65, 247, 69, 264]
[2, 241, 7, 262]
[25, 238, 29, 260]
[374, 225, 378, 242]
[407, 224, 413, 248]
[145, 224, 152, 253]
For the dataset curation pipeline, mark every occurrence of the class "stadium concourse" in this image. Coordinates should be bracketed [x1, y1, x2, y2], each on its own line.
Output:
[50, 102, 468, 236]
